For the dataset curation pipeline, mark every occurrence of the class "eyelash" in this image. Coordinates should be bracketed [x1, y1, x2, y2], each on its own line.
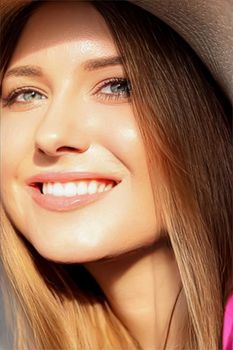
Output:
[1, 78, 131, 107]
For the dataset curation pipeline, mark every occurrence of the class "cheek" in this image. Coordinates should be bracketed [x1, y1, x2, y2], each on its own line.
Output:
[96, 106, 146, 172]
[0, 114, 33, 217]
[1, 115, 31, 177]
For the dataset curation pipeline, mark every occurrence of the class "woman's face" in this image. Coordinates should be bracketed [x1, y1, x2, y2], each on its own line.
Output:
[0, 2, 160, 263]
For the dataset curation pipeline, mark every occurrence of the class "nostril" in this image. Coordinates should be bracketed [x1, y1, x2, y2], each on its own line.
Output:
[57, 146, 79, 153]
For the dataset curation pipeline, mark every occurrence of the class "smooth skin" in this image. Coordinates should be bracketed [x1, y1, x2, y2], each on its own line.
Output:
[0, 2, 184, 349]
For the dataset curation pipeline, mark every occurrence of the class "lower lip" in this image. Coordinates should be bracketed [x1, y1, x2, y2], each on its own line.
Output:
[27, 185, 116, 212]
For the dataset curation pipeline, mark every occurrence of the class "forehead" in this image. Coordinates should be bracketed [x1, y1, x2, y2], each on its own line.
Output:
[10, 1, 117, 65]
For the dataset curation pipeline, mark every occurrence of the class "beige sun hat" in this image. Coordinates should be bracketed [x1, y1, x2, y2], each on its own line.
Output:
[129, 0, 233, 104]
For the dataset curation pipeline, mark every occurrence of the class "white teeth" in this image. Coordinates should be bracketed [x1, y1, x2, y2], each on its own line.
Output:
[47, 183, 53, 194]
[41, 181, 115, 197]
[76, 181, 88, 195]
[64, 182, 77, 197]
[42, 183, 48, 195]
[98, 183, 107, 193]
[87, 180, 99, 194]
[104, 183, 114, 191]
[52, 183, 64, 196]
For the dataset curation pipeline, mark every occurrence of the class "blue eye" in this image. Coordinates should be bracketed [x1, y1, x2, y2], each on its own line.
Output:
[100, 79, 131, 95]
[2, 88, 46, 107]
[96, 78, 132, 101]
[1, 78, 132, 108]
[17, 90, 45, 102]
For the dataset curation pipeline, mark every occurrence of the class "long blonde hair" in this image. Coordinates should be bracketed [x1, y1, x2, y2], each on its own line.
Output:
[0, 1, 232, 349]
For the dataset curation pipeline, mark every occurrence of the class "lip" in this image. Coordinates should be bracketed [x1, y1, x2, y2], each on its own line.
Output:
[27, 184, 116, 212]
[26, 171, 121, 186]
[26, 171, 121, 212]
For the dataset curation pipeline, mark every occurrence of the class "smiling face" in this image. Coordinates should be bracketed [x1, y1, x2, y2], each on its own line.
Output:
[0, 1, 160, 263]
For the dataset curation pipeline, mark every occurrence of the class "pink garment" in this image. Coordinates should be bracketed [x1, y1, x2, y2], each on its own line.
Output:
[223, 292, 233, 350]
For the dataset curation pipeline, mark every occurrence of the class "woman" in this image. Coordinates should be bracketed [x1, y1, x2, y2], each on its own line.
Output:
[0, 1, 232, 349]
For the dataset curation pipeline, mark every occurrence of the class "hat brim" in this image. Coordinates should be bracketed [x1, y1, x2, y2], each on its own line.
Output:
[129, 0, 233, 104]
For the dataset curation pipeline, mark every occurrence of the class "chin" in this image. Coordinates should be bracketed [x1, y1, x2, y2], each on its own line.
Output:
[29, 240, 114, 265]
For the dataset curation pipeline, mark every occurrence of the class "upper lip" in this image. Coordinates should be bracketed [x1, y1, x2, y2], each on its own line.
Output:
[26, 171, 121, 186]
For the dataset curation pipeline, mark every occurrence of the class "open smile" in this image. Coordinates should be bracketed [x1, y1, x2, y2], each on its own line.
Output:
[27, 177, 120, 212]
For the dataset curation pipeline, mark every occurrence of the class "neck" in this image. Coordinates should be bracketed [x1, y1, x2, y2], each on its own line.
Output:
[84, 240, 187, 350]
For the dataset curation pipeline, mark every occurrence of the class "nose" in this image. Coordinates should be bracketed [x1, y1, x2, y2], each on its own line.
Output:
[35, 96, 91, 157]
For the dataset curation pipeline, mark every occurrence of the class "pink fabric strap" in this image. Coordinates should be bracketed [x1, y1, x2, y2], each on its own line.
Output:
[223, 292, 233, 350]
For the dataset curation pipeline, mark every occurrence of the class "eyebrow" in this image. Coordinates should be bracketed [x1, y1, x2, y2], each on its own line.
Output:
[4, 56, 124, 78]
[5, 65, 43, 78]
[83, 55, 124, 71]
